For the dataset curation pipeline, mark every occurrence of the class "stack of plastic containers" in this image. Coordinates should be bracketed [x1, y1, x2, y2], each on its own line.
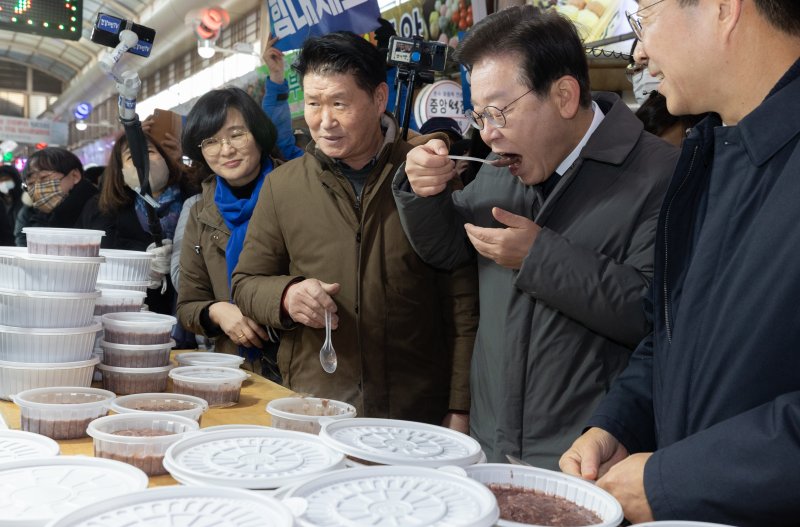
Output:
[0, 228, 105, 400]
[97, 312, 177, 395]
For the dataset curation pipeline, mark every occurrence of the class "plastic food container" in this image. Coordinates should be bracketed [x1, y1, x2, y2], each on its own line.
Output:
[13, 386, 115, 439]
[46, 486, 294, 527]
[0, 456, 148, 526]
[0, 322, 100, 363]
[464, 463, 624, 527]
[163, 427, 345, 489]
[169, 366, 248, 408]
[0, 249, 104, 292]
[111, 393, 209, 423]
[23, 227, 105, 256]
[87, 412, 199, 476]
[318, 417, 484, 467]
[98, 248, 154, 282]
[96, 279, 151, 293]
[97, 363, 173, 395]
[283, 465, 500, 527]
[0, 429, 60, 463]
[267, 396, 356, 434]
[94, 289, 147, 316]
[99, 338, 175, 368]
[0, 288, 99, 328]
[101, 312, 176, 345]
[176, 351, 245, 368]
[0, 356, 99, 401]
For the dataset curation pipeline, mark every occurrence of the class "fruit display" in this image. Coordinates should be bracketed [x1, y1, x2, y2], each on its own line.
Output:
[554, 0, 618, 41]
[430, 0, 472, 49]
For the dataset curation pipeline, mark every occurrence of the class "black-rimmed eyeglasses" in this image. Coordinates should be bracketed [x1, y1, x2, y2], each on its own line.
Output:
[626, 0, 668, 40]
[465, 87, 535, 131]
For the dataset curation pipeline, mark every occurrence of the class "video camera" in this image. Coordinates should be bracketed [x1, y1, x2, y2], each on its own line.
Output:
[387, 36, 448, 73]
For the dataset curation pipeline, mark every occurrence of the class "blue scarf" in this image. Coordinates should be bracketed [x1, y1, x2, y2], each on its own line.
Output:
[134, 184, 182, 241]
[214, 159, 273, 363]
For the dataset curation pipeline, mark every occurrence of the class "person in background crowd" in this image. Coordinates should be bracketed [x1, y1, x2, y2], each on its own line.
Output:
[232, 31, 478, 429]
[15, 147, 97, 246]
[78, 133, 188, 317]
[82, 164, 106, 189]
[177, 87, 282, 381]
[560, 0, 800, 524]
[0, 166, 23, 246]
[628, 39, 704, 147]
[262, 36, 305, 161]
[393, 7, 677, 468]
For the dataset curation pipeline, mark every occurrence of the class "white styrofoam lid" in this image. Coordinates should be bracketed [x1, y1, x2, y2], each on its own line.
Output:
[318, 418, 483, 467]
[283, 465, 499, 527]
[0, 430, 59, 462]
[0, 457, 148, 526]
[45, 486, 294, 527]
[164, 427, 345, 489]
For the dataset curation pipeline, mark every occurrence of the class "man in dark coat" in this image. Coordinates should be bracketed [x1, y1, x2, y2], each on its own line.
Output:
[393, 6, 677, 469]
[560, 1, 800, 525]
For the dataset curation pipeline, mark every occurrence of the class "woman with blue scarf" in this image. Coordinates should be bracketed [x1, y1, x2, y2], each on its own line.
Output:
[176, 87, 281, 380]
[79, 133, 192, 316]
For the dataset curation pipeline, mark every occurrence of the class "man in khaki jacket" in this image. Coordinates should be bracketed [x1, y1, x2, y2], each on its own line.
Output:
[232, 31, 477, 429]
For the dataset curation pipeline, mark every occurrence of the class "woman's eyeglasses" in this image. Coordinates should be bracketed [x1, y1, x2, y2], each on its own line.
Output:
[199, 128, 250, 156]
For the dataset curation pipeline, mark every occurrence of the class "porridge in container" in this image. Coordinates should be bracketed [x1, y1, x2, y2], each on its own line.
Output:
[266, 396, 356, 434]
[13, 386, 115, 440]
[169, 366, 247, 408]
[111, 393, 208, 423]
[23, 227, 105, 257]
[101, 312, 176, 345]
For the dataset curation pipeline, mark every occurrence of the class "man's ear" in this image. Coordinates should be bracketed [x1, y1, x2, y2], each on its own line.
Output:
[551, 75, 582, 120]
[717, 0, 743, 43]
[66, 168, 82, 183]
[374, 82, 389, 114]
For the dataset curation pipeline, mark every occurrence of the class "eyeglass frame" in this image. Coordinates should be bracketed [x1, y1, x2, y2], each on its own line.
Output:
[626, 0, 668, 41]
[198, 128, 251, 156]
[21, 170, 63, 192]
[465, 87, 536, 131]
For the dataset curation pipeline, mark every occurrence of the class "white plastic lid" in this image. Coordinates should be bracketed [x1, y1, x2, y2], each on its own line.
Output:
[12, 386, 115, 410]
[99, 249, 154, 260]
[0, 288, 100, 300]
[176, 352, 245, 368]
[98, 338, 176, 351]
[0, 456, 148, 526]
[0, 356, 99, 369]
[164, 427, 345, 489]
[96, 363, 173, 374]
[318, 417, 484, 467]
[0, 430, 59, 462]
[96, 289, 148, 300]
[169, 365, 248, 384]
[46, 486, 295, 527]
[23, 227, 105, 239]
[111, 393, 208, 416]
[0, 322, 101, 336]
[283, 465, 499, 527]
[101, 312, 177, 328]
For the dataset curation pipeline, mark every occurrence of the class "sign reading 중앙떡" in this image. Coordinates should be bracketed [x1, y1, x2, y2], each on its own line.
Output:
[269, 0, 381, 52]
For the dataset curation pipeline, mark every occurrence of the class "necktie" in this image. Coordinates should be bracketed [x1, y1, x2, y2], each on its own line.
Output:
[540, 171, 561, 200]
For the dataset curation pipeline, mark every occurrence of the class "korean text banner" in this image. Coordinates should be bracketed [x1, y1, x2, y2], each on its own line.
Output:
[269, 0, 381, 51]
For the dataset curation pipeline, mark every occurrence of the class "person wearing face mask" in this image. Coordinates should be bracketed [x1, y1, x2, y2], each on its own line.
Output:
[628, 40, 705, 147]
[0, 166, 23, 246]
[78, 132, 193, 316]
[15, 148, 97, 246]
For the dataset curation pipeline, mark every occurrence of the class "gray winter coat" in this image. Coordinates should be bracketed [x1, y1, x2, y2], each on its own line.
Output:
[393, 92, 678, 468]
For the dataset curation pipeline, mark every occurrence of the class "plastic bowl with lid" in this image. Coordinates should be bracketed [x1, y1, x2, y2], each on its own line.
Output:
[0, 356, 100, 401]
[101, 312, 176, 345]
[175, 351, 245, 368]
[98, 248, 154, 282]
[169, 366, 248, 408]
[87, 412, 199, 476]
[94, 289, 147, 316]
[0, 248, 104, 292]
[99, 338, 175, 368]
[0, 322, 100, 363]
[464, 463, 623, 527]
[12, 386, 115, 439]
[0, 288, 99, 328]
[97, 363, 173, 395]
[111, 393, 209, 423]
[96, 280, 151, 293]
[23, 227, 105, 256]
[267, 396, 356, 434]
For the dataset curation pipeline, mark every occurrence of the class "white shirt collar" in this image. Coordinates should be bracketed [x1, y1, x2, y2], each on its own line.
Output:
[555, 100, 605, 176]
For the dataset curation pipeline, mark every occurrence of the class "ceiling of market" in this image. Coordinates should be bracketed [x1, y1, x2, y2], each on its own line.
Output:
[0, 0, 259, 121]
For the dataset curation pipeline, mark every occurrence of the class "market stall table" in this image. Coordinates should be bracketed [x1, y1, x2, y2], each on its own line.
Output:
[0, 350, 295, 486]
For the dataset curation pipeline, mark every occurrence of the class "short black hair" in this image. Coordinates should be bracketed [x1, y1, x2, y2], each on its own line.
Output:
[182, 87, 277, 171]
[455, 6, 591, 108]
[636, 91, 705, 137]
[292, 31, 386, 95]
[0, 165, 22, 202]
[679, 0, 800, 36]
[23, 147, 84, 181]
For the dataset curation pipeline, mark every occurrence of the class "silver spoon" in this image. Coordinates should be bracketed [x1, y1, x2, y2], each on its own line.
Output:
[319, 310, 337, 373]
[447, 154, 497, 165]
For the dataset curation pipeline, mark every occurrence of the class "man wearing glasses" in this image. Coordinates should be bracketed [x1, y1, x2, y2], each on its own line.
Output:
[393, 6, 677, 469]
[560, 0, 800, 525]
[14, 147, 96, 245]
